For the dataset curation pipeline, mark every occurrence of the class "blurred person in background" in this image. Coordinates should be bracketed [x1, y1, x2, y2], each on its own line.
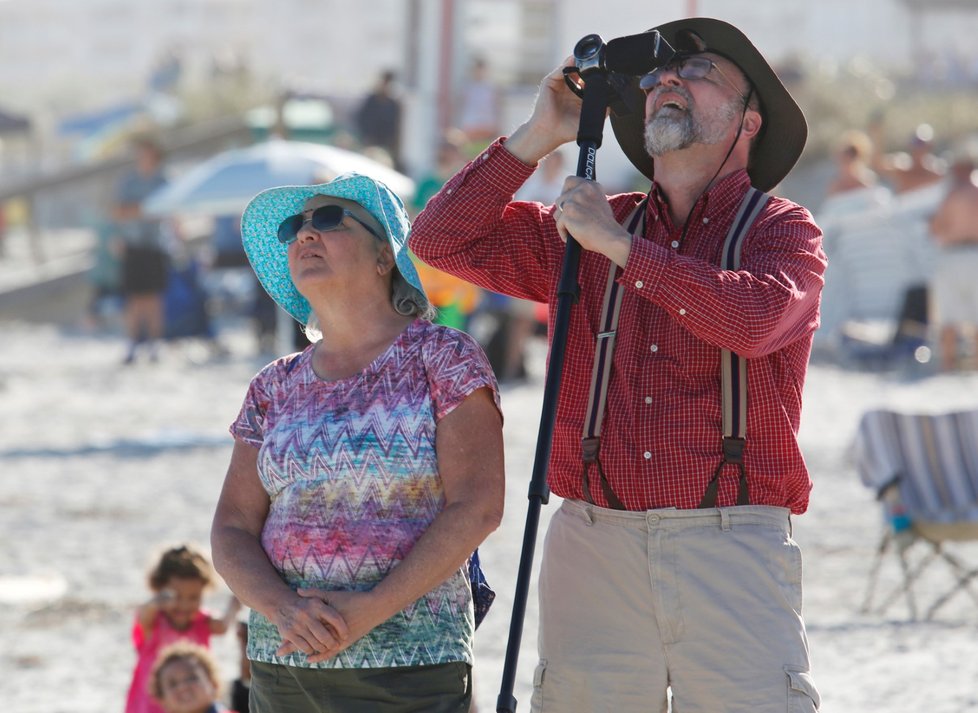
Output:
[826, 130, 880, 198]
[412, 130, 483, 331]
[456, 58, 501, 152]
[211, 173, 504, 712]
[817, 130, 891, 225]
[355, 70, 403, 171]
[929, 148, 978, 370]
[149, 642, 228, 713]
[127, 544, 241, 713]
[412, 129, 469, 211]
[869, 120, 945, 195]
[229, 620, 251, 713]
[161, 237, 225, 354]
[210, 215, 248, 268]
[114, 136, 170, 364]
[812, 129, 895, 360]
[863, 121, 946, 361]
[86, 220, 123, 329]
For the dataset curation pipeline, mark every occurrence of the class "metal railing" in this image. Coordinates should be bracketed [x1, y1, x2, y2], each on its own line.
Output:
[0, 115, 253, 267]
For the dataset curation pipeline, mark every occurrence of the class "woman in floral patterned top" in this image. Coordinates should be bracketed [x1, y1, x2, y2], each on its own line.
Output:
[211, 173, 504, 712]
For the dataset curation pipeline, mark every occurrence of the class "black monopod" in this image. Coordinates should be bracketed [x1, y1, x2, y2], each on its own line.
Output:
[495, 30, 676, 713]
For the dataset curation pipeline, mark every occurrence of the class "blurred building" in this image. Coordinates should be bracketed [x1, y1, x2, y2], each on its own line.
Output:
[1, 0, 977, 182]
[2, 0, 977, 111]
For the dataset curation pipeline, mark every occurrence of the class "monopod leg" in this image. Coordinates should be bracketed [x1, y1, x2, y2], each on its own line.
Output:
[495, 70, 616, 713]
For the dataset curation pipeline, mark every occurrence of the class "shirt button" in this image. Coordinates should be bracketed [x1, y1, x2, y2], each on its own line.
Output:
[679, 308, 686, 315]
[635, 280, 644, 289]
[650, 344, 658, 353]
[702, 217, 710, 224]
[446, 188, 453, 194]
[671, 240, 680, 249]
[645, 396, 652, 404]
[643, 451, 652, 460]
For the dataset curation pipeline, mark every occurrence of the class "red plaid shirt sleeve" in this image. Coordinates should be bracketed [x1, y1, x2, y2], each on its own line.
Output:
[411, 139, 827, 514]
[411, 140, 563, 302]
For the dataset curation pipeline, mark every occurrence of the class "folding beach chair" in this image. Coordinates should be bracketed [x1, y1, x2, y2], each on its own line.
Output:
[854, 408, 978, 619]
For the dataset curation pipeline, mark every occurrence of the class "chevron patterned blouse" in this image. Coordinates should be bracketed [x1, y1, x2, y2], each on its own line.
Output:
[230, 319, 499, 669]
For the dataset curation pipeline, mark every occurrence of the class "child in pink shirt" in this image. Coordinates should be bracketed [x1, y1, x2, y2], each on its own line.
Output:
[126, 544, 240, 713]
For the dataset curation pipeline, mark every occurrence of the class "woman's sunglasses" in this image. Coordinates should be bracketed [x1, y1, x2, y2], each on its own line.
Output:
[277, 204, 384, 244]
[639, 55, 747, 102]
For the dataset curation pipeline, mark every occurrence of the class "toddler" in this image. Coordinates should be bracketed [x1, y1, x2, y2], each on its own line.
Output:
[150, 642, 228, 713]
[126, 544, 240, 713]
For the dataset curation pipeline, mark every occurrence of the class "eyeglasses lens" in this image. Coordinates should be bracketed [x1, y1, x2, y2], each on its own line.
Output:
[639, 56, 713, 92]
[310, 205, 344, 232]
[277, 215, 303, 244]
[277, 205, 345, 244]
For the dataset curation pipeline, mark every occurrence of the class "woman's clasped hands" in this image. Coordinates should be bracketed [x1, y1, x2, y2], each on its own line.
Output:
[272, 589, 348, 662]
[274, 588, 383, 664]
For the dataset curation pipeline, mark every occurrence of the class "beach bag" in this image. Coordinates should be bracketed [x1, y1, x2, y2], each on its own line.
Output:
[468, 549, 495, 629]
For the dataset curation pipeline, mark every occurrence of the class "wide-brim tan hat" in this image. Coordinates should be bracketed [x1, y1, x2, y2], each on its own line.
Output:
[610, 17, 807, 192]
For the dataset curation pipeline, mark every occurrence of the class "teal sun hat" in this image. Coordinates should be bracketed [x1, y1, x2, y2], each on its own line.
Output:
[240, 172, 425, 324]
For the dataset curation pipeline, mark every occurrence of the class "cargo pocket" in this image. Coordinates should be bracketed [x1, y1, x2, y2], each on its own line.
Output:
[785, 665, 820, 712]
[529, 659, 548, 711]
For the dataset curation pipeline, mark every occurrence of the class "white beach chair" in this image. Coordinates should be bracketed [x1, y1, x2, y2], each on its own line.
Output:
[854, 408, 978, 619]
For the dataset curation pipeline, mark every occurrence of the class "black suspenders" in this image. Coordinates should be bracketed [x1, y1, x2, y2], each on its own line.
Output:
[698, 187, 770, 508]
[580, 201, 647, 510]
[581, 187, 770, 510]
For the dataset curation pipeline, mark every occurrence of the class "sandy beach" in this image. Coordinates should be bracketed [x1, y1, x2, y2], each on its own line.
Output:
[3, 318, 978, 712]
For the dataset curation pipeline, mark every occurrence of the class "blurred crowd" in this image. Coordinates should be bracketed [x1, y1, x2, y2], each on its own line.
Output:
[76, 59, 547, 383]
[814, 116, 978, 373]
[5, 54, 978, 383]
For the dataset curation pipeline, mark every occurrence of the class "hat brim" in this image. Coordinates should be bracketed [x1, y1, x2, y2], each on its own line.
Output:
[610, 17, 807, 192]
[240, 174, 425, 324]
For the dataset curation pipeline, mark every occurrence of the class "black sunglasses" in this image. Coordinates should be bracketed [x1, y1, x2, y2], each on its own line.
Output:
[277, 204, 384, 245]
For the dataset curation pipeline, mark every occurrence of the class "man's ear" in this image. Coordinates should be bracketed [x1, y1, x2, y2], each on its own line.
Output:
[742, 109, 763, 141]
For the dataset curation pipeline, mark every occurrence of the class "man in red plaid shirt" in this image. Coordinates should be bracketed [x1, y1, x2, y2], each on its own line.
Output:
[412, 18, 824, 712]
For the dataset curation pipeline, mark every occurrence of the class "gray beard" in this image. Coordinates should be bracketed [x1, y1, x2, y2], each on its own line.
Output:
[644, 95, 742, 157]
[644, 111, 694, 155]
